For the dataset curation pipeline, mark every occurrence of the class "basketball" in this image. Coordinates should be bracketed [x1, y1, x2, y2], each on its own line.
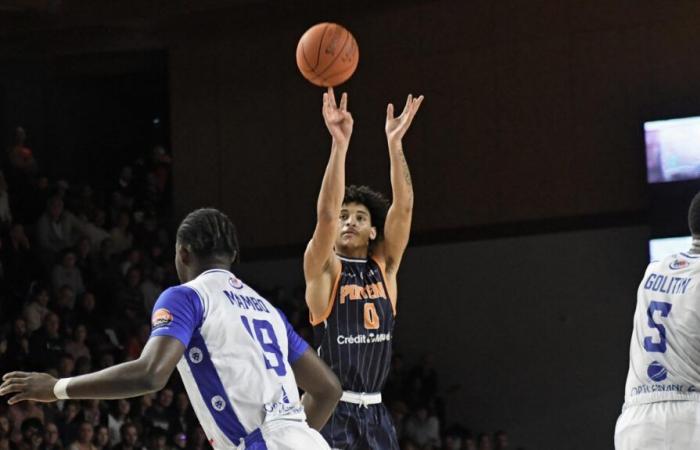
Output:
[296, 22, 359, 87]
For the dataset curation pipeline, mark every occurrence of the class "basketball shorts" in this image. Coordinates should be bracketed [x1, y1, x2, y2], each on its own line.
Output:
[320, 402, 399, 450]
[242, 419, 330, 450]
[615, 401, 700, 450]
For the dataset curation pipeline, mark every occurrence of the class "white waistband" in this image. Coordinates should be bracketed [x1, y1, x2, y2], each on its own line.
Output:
[341, 391, 382, 407]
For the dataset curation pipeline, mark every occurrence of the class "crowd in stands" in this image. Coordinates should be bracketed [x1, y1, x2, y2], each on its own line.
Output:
[0, 127, 518, 450]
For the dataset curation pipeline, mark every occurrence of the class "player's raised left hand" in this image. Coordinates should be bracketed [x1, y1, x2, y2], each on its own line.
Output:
[0, 371, 58, 404]
[385, 94, 424, 146]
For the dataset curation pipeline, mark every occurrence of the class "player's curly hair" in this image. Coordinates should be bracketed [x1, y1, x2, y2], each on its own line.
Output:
[689, 192, 700, 236]
[343, 185, 390, 247]
[177, 208, 240, 264]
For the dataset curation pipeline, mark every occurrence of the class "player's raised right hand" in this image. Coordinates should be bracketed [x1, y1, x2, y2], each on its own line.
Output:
[322, 87, 353, 147]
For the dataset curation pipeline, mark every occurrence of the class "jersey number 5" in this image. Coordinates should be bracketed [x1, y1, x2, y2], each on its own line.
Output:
[643, 301, 673, 353]
[241, 317, 287, 376]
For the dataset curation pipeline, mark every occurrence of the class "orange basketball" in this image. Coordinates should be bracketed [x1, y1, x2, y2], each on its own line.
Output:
[296, 22, 359, 87]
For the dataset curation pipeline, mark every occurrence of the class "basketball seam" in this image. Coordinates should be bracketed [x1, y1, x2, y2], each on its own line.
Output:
[313, 24, 330, 71]
[300, 42, 318, 75]
[315, 31, 351, 79]
[318, 60, 358, 85]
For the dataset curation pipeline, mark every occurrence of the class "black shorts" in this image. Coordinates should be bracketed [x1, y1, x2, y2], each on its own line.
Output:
[320, 401, 399, 450]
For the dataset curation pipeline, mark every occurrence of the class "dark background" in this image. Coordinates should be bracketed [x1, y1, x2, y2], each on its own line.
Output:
[2, 0, 700, 448]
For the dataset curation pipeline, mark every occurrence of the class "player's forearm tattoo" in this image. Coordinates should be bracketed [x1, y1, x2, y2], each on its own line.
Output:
[398, 150, 412, 188]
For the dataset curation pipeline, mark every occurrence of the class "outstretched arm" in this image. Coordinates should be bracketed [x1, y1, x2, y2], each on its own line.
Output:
[304, 88, 352, 320]
[293, 348, 342, 430]
[381, 94, 424, 274]
[0, 336, 183, 403]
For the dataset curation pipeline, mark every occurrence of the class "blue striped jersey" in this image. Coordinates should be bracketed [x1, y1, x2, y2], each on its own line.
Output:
[313, 255, 395, 393]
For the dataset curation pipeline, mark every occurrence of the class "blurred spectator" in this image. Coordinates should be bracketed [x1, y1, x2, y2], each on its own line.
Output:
[80, 211, 109, 254]
[494, 430, 509, 450]
[36, 196, 81, 266]
[5, 318, 30, 370]
[145, 429, 168, 450]
[74, 237, 97, 288]
[3, 223, 39, 300]
[111, 424, 143, 450]
[56, 354, 75, 379]
[79, 401, 102, 428]
[124, 324, 149, 362]
[57, 402, 81, 446]
[109, 211, 132, 256]
[398, 438, 419, 450]
[8, 404, 44, 444]
[113, 268, 143, 325]
[28, 313, 63, 370]
[43, 422, 63, 450]
[93, 426, 109, 450]
[171, 432, 185, 450]
[185, 427, 207, 450]
[107, 401, 130, 446]
[0, 171, 12, 227]
[18, 417, 43, 450]
[67, 422, 95, 450]
[51, 251, 85, 298]
[479, 433, 493, 450]
[172, 393, 195, 436]
[23, 284, 51, 333]
[64, 324, 90, 363]
[404, 405, 441, 448]
[140, 267, 163, 314]
[145, 389, 175, 433]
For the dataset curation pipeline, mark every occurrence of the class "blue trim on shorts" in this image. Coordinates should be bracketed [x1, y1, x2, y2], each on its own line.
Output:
[244, 428, 268, 449]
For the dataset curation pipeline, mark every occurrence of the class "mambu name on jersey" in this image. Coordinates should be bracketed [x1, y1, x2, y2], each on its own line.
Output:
[222, 290, 270, 313]
[337, 332, 391, 345]
[630, 383, 697, 396]
[643, 273, 692, 295]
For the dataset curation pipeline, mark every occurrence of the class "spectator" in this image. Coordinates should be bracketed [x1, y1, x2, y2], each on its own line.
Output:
[479, 433, 493, 450]
[56, 353, 75, 379]
[67, 422, 95, 450]
[171, 393, 195, 436]
[106, 401, 130, 446]
[171, 432, 185, 450]
[28, 313, 63, 370]
[5, 318, 30, 370]
[18, 418, 43, 450]
[139, 267, 163, 314]
[43, 422, 63, 450]
[64, 324, 90, 363]
[51, 251, 85, 298]
[36, 196, 81, 266]
[8, 404, 44, 444]
[57, 401, 81, 447]
[80, 210, 109, 254]
[111, 424, 143, 450]
[109, 211, 132, 256]
[3, 223, 39, 300]
[145, 429, 168, 450]
[23, 284, 51, 333]
[124, 324, 149, 362]
[74, 237, 97, 287]
[93, 426, 109, 450]
[404, 405, 441, 448]
[145, 389, 175, 433]
[0, 171, 12, 228]
[494, 430, 509, 450]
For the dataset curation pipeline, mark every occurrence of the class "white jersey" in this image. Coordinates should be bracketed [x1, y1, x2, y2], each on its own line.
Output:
[623, 251, 700, 407]
[149, 269, 314, 449]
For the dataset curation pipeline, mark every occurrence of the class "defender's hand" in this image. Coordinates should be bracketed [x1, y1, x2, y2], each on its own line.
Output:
[322, 87, 353, 147]
[386, 94, 424, 146]
[0, 371, 58, 404]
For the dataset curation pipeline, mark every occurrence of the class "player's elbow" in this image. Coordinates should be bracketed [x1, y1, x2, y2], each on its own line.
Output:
[321, 373, 343, 402]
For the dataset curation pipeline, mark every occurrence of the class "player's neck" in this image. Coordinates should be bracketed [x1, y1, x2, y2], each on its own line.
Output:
[186, 262, 232, 282]
[336, 246, 368, 260]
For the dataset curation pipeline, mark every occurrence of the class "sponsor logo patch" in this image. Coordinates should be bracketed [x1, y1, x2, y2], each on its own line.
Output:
[152, 308, 173, 329]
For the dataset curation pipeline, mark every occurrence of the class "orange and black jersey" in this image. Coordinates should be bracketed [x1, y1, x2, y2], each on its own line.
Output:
[312, 255, 396, 393]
